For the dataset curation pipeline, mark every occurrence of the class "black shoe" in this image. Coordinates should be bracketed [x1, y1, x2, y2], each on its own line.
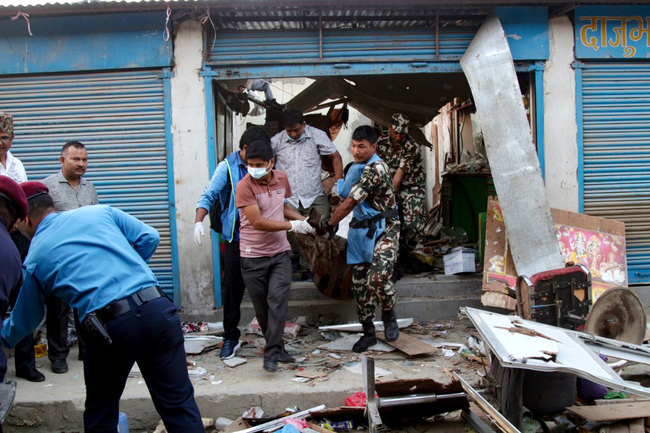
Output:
[381, 308, 400, 342]
[278, 350, 295, 364]
[352, 321, 377, 353]
[51, 360, 68, 374]
[16, 368, 45, 382]
[220, 339, 242, 360]
[263, 357, 278, 373]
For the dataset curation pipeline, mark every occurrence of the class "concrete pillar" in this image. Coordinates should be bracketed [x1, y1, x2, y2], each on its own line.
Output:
[543, 15, 579, 212]
[170, 20, 214, 315]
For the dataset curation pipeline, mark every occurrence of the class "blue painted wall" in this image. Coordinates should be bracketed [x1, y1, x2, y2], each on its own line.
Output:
[496, 7, 549, 61]
[0, 11, 172, 75]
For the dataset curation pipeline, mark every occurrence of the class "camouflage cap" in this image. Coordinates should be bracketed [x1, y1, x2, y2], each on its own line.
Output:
[390, 113, 409, 134]
[0, 113, 13, 136]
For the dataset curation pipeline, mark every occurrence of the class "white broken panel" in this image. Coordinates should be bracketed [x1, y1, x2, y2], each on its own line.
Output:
[460, 14, 564, 277]
[319, 334, 396, 353]
[464, 307, 650, 398]
[184, 336, 222, 355]
[318, 318, 413, 332]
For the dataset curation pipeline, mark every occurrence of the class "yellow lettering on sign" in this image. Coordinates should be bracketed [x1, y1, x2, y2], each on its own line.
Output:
[580, 17, 602, 50]
[580, 15, 650, 57]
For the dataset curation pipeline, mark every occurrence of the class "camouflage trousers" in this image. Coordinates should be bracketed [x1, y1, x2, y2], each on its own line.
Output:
[351, 221, 400, 322]
[398, 186, 426, 256]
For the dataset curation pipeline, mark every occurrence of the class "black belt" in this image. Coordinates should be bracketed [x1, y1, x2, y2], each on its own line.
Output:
[96, 286, 166, 323]
[350, 208, 399, 239]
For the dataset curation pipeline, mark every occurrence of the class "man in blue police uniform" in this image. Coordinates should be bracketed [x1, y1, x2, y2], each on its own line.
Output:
[2, 182, 204, 433]
[0, 175, 28, 386]
[193, 126, 269, 360]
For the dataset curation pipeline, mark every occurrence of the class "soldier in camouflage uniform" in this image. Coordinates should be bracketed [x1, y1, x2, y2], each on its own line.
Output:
[376, 113, 426, 281]
[326, 125, 401, 352]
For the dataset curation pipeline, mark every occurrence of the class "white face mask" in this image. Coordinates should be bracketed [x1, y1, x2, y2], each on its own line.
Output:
[248, 163, 271, 179]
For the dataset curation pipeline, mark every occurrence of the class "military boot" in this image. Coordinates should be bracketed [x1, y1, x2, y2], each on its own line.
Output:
[381, 308, 399, 342]
[352, 320, 377, 353]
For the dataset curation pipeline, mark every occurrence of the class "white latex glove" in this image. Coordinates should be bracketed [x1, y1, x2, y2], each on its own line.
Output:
[289, 219, 316, 235]
[193, 222, 204, 246]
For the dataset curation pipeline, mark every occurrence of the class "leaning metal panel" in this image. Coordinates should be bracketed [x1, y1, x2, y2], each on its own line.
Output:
[460, 14, 564, 277]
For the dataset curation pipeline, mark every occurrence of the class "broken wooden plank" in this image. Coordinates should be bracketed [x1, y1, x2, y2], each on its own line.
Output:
[306, 422, 332, 433]
[567, 402, 650, 422]
[223, 417, 250, 433]
[453, 372, 519, 433]
[376, 332, 437, 357]
[375, 377, 463, 397]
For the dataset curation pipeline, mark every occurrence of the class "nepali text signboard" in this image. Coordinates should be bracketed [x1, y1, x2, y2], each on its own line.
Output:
[575, 6, 650, 59]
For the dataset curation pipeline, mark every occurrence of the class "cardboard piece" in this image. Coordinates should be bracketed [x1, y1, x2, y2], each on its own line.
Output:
[223, 417, 250, 433]
[567, 402, 650, 422]
[483, 197, 627, 302]
[481, 292, 517, 311]
[376, 332, 437, 356]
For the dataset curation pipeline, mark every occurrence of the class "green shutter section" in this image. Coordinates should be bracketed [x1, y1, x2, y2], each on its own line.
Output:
[0, 69, 178, 300]
[581, 62, 650, 283]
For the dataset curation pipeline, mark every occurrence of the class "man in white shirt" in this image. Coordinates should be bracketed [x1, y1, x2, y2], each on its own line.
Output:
[0, 113, 26, 183]
[271, 110, 343, 280]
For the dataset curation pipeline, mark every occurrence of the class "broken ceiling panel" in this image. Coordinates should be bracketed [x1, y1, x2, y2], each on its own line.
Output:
[464, 307, 650, 398]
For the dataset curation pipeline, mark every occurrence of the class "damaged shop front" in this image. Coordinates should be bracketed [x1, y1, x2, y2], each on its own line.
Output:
[201, 4, 551, 307]
[2, 1, 646, 317]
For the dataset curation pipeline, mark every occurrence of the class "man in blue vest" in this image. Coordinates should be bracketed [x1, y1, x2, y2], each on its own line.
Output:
[194, 126, 269, 359]
[2, 182, 204, 433]
[325, 126, 401, 353]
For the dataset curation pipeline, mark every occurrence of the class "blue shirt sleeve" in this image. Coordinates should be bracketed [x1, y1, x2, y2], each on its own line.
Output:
[1, 265, 46, 349]
[109, 207, 160, 263]
[197, 162, 228, 211]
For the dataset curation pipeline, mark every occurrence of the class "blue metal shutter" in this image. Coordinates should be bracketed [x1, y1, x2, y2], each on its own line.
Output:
[0, 69, 178, 299]
[581, 62, 650, 284]
[208, 27, 477, 65]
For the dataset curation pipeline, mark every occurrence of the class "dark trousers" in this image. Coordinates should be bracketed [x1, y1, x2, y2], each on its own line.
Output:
[9, 231, 36, 375]
[222, 241, 246, 341]
[14, 333, 35, 374]
[241, 251, 291, 361]
[83, 296, 203, 433]
[45, 294, 69, 363]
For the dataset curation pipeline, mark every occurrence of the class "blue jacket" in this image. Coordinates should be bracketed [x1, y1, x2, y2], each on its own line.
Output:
[197, 151, 247, 243]
[2, 205, 160, 348]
